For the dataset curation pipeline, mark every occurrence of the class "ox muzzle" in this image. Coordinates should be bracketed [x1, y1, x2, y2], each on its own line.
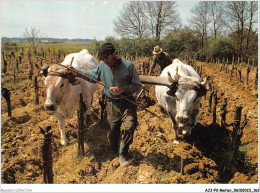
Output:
[44, 103, 57, 112]
[176, 115, 195, 136]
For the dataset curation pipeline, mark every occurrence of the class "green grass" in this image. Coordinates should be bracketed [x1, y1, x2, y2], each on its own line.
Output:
[2, 43, 94, 55]
[239, 144, 251, 155]
[3, 79, 30, 90]
[40, 43, 92, 52]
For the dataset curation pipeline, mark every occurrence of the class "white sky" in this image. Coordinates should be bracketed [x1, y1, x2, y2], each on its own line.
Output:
[0, 0, 198, 40]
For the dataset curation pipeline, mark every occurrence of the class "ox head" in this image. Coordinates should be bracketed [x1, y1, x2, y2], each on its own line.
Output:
[41, 64, 81, 112]
[167, 67, 209, 136]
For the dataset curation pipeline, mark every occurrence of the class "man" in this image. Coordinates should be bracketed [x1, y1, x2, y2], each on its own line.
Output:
[66, 43, 142, 166]
[148, 46, 172, 75]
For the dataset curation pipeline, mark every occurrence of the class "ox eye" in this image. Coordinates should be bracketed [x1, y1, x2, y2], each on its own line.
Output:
[60, 83, 64, 88]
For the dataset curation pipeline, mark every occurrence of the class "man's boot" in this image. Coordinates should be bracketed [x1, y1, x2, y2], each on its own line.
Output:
[107, 131, 119, 154]
[119, 140, 130, 167]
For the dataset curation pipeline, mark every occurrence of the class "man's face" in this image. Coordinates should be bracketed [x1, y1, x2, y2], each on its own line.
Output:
[155, 53, 161, 58]
[103, 52, 117, 67]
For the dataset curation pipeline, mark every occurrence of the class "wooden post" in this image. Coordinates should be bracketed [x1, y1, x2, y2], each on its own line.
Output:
[220, 98, 228, 128]
[208, 87, 214, 113]
[13, 69, 16, 84]
[9, 54, 12, 65]
[77, 93, 85, 156]
[246, 65, 250, 85]
[237, 68, 242, 82]
[231, 106, 246, 163]
[226, 58, 229, 74]
[34, 76, 39, 105]
[2, 87, 12, 117]
[3, 59, 7, 74]
[138, 64, 142, 75]
[147, 61, 150, 75]
[212, 90, 218, 123]
[19, 53, 22, 64]
[230, 65, 234, 80]
[255, 68, 258, 91]
[29, 60, 33, 80]
[40, 125, 54, 184]
[16, 58, 19, 69]
[240, 57, 243, 69]
[142, 62, 145, 75]
[29, 68, 33, 80]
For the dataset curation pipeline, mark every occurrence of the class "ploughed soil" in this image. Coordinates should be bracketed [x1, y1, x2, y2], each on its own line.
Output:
[1, 56, 258, 185]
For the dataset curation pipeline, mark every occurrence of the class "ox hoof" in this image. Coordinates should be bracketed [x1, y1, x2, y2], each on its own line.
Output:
[173, 140, 180, 145]
[119, 155, 130, 167]
[61, 140, 68, 146]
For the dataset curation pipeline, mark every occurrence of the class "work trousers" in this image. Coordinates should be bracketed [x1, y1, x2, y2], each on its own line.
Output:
[106, 96, 137, 150]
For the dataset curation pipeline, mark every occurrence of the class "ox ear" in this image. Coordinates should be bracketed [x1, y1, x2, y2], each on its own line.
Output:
[40, 63, 49, 77]
[69, 78, 81, 85]
[39, 126, 45, 135]
[179, 65, 188, 76]
[196, 76, 210, 98]
[200, 76, 210, 90]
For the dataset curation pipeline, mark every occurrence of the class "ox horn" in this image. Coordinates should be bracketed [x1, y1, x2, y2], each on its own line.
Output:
[166, 67, 180, 97]
[200, 76, 210, 90]
[168, 66, 181, 83]
[40, 63, 50, 77]
[167, 72, 174, 83]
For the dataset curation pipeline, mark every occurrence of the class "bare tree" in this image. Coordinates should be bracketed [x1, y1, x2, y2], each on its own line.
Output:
[208, 1, 225, 39]
[246, 1, 258, 50]
[144, 1, 181, 40]
[224, 1, 251, 57]
[190, 2, 211, 48]
[113, 2, 148, 40]
[22, 27, 46, 55]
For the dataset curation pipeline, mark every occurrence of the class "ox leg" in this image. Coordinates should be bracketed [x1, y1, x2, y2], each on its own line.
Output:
[167, 112, 179, 145]
[85, 101, 92, 127]
[55, 113, 67, 146]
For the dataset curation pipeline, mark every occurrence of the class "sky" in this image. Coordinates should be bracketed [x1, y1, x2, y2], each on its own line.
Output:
[0, 0, 198, 41]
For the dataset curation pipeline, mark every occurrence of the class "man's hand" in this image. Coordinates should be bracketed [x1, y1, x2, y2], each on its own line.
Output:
[109, 86, 125, 95]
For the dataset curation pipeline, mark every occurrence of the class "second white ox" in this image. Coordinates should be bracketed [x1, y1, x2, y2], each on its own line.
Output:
[42, 49, 98, 145]
[155, 59, 209, 144]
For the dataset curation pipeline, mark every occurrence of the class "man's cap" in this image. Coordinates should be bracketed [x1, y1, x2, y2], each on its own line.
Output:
[153, 46, 162, 55]
[98, 43, 115, 60]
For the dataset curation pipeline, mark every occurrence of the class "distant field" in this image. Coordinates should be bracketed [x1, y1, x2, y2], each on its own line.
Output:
[3, 42, 94, 54]
[40, 43, 92, 52]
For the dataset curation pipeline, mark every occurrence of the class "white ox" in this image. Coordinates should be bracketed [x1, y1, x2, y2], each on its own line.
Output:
[42, 49, 98, 145]
[156, 59, 209, 144]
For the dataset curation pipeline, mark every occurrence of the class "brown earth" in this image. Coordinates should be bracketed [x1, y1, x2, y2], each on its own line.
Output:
[1, 56, 258, 185]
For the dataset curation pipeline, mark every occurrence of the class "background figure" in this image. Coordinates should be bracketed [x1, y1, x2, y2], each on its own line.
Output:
[149, 46, 172, 75]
